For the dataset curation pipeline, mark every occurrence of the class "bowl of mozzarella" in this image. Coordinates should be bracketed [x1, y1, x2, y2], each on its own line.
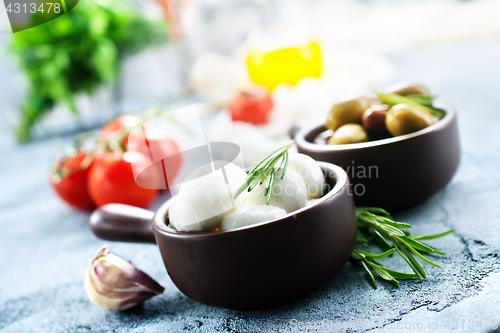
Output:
[156, 154, 356, 310]
[91, 154, 357, 310]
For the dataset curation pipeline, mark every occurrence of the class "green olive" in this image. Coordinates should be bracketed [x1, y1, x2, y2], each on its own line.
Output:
[385, 104, 437, 136]
[386, 82, 430, 96]
[326, 95, 371, 131]
[327, 124, 369, 145]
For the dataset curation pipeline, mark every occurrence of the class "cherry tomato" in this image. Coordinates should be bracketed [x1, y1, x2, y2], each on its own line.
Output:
[227, 89, 274, 125]
[98, 115, 142, 146]
[50, 153, 95, 210]
[127, 129, 183, 189]
[88, 152, 160, 208]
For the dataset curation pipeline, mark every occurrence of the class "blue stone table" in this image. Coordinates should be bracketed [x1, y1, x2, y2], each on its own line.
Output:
[1, 39, 500, 332]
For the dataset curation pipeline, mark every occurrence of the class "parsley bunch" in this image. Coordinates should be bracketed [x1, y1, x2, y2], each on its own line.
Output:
[9, 0, 167, 141]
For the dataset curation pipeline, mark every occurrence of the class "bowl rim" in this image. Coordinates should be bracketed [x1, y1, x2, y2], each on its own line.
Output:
[152, 162, 348, 238]
[295, 101, 455, 152]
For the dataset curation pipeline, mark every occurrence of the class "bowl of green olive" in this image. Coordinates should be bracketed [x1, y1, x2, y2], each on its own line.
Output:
[295, 82, 460, 211]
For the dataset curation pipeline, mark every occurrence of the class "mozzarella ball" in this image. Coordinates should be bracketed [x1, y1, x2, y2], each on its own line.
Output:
[168, 199, 178, 230]
[245, 168, 307, 213]
[170, 162, 247, 232]
[306, 198, 320, 207]
[169, 197, 225, 232]
[217, 161, 248, 207]
[219, 205, 287, 231]
[287, 154, 326, 199]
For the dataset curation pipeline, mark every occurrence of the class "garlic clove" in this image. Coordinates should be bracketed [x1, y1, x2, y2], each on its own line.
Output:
[85, 246, 164, 311]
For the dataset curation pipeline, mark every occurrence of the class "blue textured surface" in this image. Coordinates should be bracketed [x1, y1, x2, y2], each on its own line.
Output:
[1, 39, 500, 332]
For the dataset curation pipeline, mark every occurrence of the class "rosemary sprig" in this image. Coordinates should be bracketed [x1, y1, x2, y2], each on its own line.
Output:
[375, 92, 445, 118]
[352, 207, 454, 288]
[234, 140, 294, 205]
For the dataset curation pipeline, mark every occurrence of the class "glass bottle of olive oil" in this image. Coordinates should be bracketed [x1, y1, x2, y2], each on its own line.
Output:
[246, 30, 322, 91]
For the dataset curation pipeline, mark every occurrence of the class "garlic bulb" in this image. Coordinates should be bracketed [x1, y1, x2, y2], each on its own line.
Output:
[287, 154, 326, 199]
[245, 168, 307, 213]
[219, 205, 287, 231]
[85, 246, 164, 311]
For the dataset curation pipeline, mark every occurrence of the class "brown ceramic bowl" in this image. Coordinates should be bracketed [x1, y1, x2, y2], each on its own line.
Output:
[90, 162, 357, 310]
[295, 102, 460, 211]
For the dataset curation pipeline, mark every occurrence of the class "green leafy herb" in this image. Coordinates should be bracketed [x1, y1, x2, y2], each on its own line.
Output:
[234, 140, 294, 205]
[353, 207, 454, 288]
[9, 0, 167, 142]
[375, 92, 445, 118]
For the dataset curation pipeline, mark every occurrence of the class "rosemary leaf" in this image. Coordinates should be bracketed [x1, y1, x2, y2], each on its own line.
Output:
[366, 213, 413, 229]
[355, 248, 395, 260]
[357, 207, 391, 216]
[368, 262, 400, 287]
[248, 170, 264, 192]
[281, 151, 290, 179]
[382, 268, 418, 279]
[372, 228, 393, 250]
[356, 229, 370, 248]
[400, 237, 445, 255]
[410, 229, 455, 240]
[398, 240, 427, 279]
[377, 223, 407, 237]
[265, 169, 276, 205]
[393, 243, 424, 282]
[397, 237, 442, 268]
[361, 260, 377, 289]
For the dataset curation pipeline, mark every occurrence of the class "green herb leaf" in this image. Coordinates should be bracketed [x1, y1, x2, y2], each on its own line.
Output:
[234, 140, 294, 205]
[397, 237, 442, 268]
[404, 94, 437, 106]
[400, 236, 445, 255]
[410, 229, 455, 240]
[360, 260, 377, 289]
[382, 268, 418, 279]
[368, 262, 400, 287]
[375, 92, 445, 118]
[355, 207, 390, 216]
[356, 229, 370, 247]
[355, 248, 395, 259]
